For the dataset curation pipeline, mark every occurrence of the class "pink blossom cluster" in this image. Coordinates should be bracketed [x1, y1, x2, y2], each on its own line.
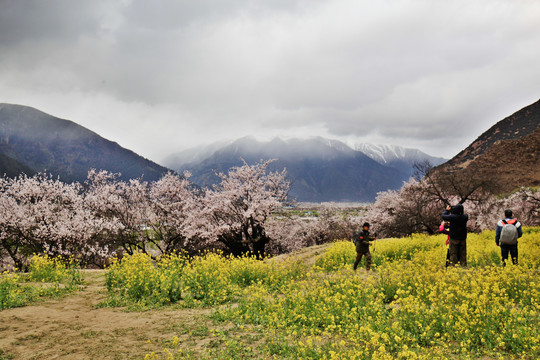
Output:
[365, 178, 539, 238]
[0, 160, 290, 268]
[0, 173, 119, 270]
[266, 206, 364, 254]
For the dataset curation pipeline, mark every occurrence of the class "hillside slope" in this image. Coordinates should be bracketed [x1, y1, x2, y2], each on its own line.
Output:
[432, 98, 540, 192]
[0, 103, 170, 182]
[457, 127, 540, 193]
[0, 152, 36, 178]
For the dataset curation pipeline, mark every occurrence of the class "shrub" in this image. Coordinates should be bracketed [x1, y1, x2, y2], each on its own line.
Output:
[27, 254, 82, 286]
[104, 252, 185, 307]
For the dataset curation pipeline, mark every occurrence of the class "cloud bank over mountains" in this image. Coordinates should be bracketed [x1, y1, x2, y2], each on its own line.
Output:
[1, 0, 539, 162]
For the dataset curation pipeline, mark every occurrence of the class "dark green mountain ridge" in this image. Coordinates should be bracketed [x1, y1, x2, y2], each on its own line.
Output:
[0, 103, 170, 182]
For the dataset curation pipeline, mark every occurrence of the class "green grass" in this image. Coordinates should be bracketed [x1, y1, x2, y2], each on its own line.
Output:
[1, 254, 83, 311]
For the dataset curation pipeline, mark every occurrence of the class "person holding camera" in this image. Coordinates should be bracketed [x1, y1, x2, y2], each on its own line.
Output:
[352, 222, 376, 271]
[442, 204, 469, 267]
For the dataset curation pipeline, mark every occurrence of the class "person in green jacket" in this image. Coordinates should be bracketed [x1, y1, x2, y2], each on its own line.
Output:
[353, 222, 376, 271]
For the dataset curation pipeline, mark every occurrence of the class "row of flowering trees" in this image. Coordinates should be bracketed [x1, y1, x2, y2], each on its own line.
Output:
[2, 156, 536, 269]
[0, 160, 289, 269]
[366, 177, 540, 238]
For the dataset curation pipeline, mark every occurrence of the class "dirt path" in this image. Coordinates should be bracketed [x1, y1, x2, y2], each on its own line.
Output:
[270, 243, 331, 266]
[0, 270, 210, 360]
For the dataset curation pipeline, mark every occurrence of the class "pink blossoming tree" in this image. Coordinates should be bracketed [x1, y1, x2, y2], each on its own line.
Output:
[193, 160, 289, 257]
[0, 174, 117, 269]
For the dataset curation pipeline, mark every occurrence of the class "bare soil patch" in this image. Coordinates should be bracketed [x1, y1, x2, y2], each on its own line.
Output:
[0, 270, 211, 359]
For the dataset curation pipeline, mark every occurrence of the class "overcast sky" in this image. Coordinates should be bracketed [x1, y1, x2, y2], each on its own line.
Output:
[1, 0, 539, 162]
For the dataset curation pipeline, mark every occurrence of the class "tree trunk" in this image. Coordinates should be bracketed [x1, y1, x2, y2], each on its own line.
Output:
[219, 232, 250, 257]
[2, 238, 25, 271]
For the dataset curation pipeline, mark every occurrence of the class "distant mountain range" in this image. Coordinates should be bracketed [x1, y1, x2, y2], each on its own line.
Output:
[0, 103, 170, 182]
[164, 137, 447, 202]
[432, 98, 540, 193]
[3, 99, 536, 202]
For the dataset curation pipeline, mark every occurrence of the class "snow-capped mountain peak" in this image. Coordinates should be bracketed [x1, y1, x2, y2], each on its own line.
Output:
[354, 143, 446, 166]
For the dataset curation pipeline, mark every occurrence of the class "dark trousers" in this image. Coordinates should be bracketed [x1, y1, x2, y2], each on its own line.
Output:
[501, 244, 518, 266]
[448, 239, 467, 267]
[354, 248, 371, 270]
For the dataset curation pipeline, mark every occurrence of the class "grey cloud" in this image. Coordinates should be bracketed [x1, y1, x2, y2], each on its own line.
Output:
[0, 0, 107, 46]
[122, 0, 315, 31]
[0, 0, 539, 161]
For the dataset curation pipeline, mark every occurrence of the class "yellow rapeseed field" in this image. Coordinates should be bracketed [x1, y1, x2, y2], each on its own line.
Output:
[114, 228, 540, 359]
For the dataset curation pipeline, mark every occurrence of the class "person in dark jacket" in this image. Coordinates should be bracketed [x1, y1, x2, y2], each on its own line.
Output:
[442, 204, 469, 267]
[353, 222, 376, 271]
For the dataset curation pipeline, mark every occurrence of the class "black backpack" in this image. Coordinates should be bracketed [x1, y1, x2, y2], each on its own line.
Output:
[353, 231, 361, 246]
